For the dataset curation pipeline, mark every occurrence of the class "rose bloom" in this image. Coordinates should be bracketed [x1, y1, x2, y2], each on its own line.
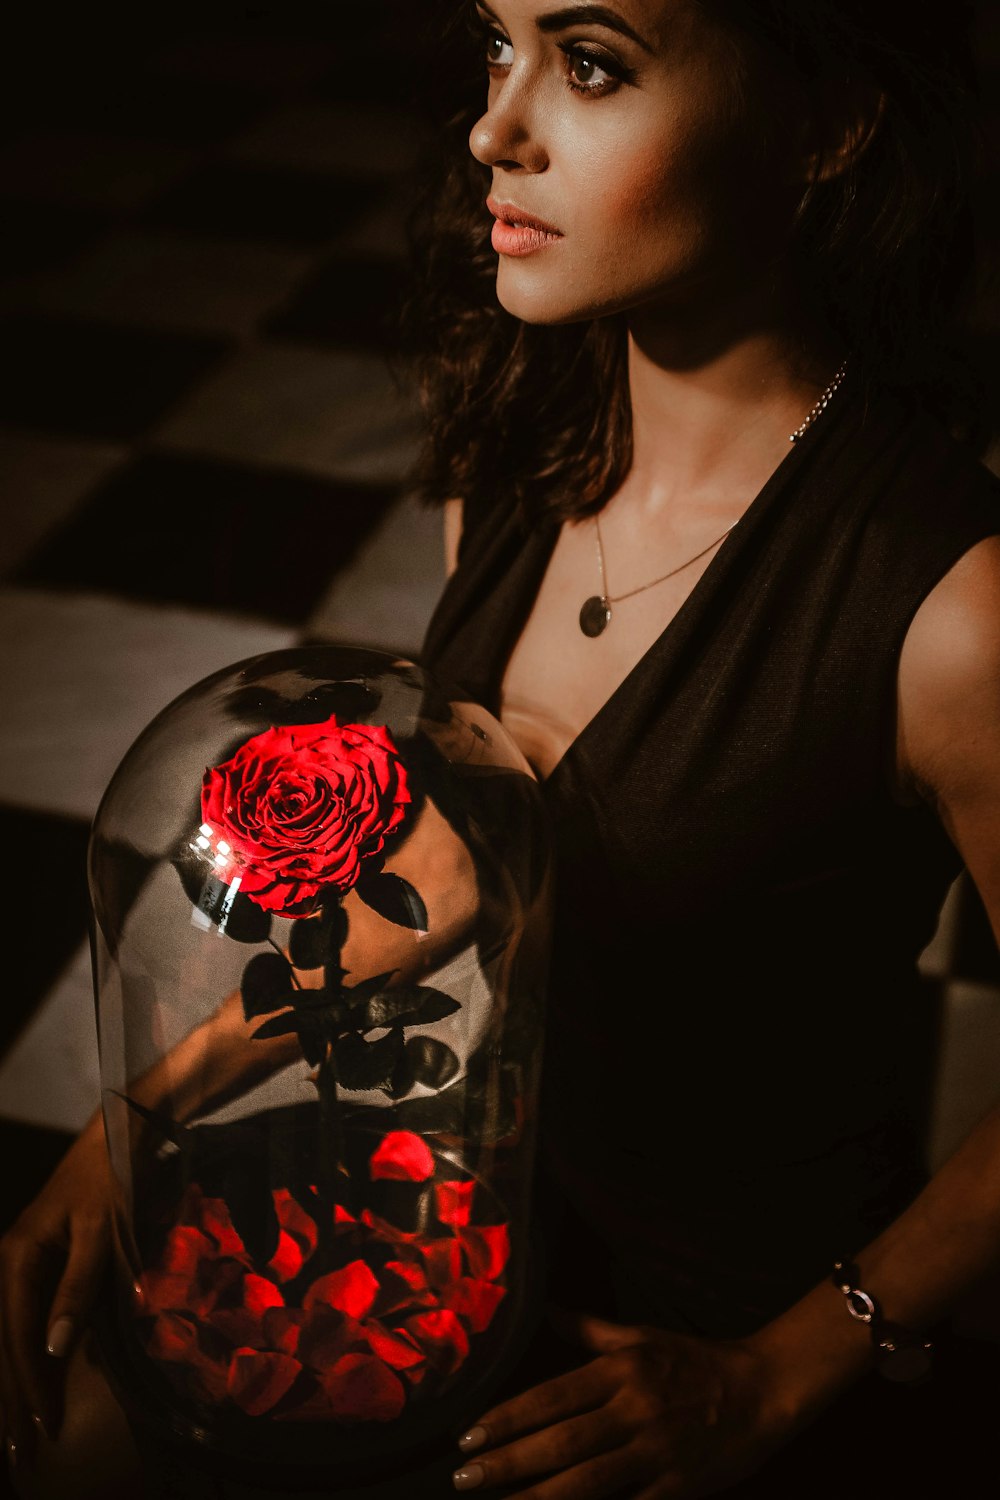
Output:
[200, 716, 411, 917]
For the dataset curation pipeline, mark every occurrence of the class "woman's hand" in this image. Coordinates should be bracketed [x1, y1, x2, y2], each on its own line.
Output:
[0, 1116, 113, 1469]
[451, 1311, 797, 1499]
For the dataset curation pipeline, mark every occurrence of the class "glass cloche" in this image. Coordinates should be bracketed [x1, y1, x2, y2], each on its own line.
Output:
[87, 645, 551, 1489]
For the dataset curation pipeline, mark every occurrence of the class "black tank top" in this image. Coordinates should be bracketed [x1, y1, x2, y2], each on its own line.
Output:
[420, 384, 1000, 1336]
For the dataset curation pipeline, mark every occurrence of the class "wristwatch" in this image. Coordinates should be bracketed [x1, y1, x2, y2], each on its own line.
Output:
[832, 1258, 933, 1383]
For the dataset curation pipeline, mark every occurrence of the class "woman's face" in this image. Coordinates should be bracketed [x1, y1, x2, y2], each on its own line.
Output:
[468, 0, 802, 326]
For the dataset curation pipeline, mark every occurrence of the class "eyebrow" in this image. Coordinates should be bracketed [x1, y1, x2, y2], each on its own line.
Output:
[476, 1, 655, 54]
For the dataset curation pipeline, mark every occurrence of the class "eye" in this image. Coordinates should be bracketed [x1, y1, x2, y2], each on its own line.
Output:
[484, 24, 514, 70]
[562, 45, 625, 96]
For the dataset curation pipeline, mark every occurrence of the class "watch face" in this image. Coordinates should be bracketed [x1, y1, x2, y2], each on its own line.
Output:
[878, 1344, 933, 1384]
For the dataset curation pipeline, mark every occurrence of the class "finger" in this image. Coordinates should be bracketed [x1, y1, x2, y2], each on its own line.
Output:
[453, 1407, 624, 1492]
[466, 1447, 642, 1500]
[559, 1311, 645, 1355]
[2, 1232, 59, 1445]
[465, 1360, 613, 1448]
[46, 1214, 109, 1363]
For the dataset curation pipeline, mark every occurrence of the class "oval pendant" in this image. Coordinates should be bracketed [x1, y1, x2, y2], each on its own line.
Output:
[579, 595, 612, 638]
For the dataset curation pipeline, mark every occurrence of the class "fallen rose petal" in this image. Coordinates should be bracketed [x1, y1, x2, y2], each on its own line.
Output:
[359, 1209, 421, 1248]
[304, 1261, 380, 1320]
[403, 1309, 470, 1375]
[262, 1307, 305, 1356]
[458, 1223, 511, 1281]
[209, 1307, 266, 1349]
[161, 1225, 216, 1277]
[321, 1354, 407, 1423]
[198, 1196, 248, 1259]
[369, 1131, 435, 1183]
[420, 1237, 464, 1290]
[374, 1260, 436, 1317]
[147, 1311, 200, 1363]
[442, 1277, 507, 1334]
[242, 1273, 286, 1317]
[297, 1308, 368, 1368]
[137, 1269, 192, 1315]
[363, 1322, 426, 1371]
[273, 1188, 319, 1257]
[434, 1181, 476, 1227]
[188, 1349, 232, 1404]
[267, 1229, 305, 1284]
[334, 1204, 357, 1226]
[227, 1348, 303, 1416]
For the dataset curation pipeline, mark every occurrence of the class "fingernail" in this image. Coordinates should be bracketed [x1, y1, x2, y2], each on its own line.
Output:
[6, 1436, 16, 1469]
[458, 1426, 487, 1454]
[453, 1465, 485, 1491]
[47, 1317, 74, 1358]
[32, 1412, 50, 1440]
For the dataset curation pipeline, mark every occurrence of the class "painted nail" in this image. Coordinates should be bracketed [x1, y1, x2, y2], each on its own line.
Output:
[458, 1426, 487, 1454]
[32, 1412, 50, 1440]
[453, 1465, 485, 1491]
[46, 1317, 74, 1358]
[6, 1436, 16, 1469]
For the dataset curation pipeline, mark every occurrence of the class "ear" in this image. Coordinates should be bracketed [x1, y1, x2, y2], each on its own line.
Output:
[801, 81, 886, 184]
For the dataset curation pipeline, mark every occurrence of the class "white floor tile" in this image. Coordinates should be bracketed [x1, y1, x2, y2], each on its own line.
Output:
[307, 492, 445, 656]
[0, 588, 295, 821]
[152, 345, 420, 483]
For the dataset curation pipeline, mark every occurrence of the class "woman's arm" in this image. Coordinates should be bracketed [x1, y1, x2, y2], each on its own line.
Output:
[444, 497, 464, 579]
[447, 534, 1000, 1498]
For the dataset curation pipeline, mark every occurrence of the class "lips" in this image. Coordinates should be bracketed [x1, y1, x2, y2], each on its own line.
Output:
[486, 196, 563, 258]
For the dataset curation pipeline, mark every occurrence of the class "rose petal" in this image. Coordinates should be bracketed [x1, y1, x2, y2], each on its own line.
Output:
[303, 1261, 380, 1321]
[198, 1197, 247, 1260]
[273, 1188, 319, 1257]
[137, 1269, 192, 1315]
[161, 1225, 215, 1277]
[321, 1354, 407, 1423]
[458, 1223, 511, 1281]
[242, 1274, 285, 1317]
[363, 1322, 426, 1371]
[298, 1308, 368, 1368]
[434, 1181, 476, 1227]
[369, 1132, 435, 1183]
[442, 1277, 507, 1334]
[147, 1311, 200, 1363]
[267, 1230, 305, 1284]
[402, 1309, 470, 1375]
[262, 1307, 305, 1356]
[420, 1238, 464, 1290]
[227, 1348, 302, 1416]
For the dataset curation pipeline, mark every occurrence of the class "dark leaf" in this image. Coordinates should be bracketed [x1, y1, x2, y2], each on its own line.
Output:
[223, 1162, 280, 1265]
[386, 1048, 416, 1100]
[362, 986, 460, 1031]
[175, 857, 272, 944]
[405, 1036, 460, 1091]
[289, 901, 347, 970]
[355, 872, 428, 932]
[342, 971, 398, 1011]
[332, 1030, 404, 1091]
[253, 1008, 329, 1066]
[112, 1092, 189, 1150]
[219, 887, 274, 944]
[251, 1010, 299, 1042]
[241, 952, 296, 1021]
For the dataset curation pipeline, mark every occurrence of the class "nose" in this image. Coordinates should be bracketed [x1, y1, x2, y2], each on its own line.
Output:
[469, 76, 549, 174]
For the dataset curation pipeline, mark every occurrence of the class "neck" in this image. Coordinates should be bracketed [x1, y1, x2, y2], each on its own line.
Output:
[621, 284, 843, 518]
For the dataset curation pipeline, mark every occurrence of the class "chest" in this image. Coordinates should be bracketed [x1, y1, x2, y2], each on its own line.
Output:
[499, 516, 722, 780]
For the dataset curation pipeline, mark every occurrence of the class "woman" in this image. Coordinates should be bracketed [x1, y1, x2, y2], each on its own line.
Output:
[3, 1, 999, 1495]
[409, 0, 1000, 1494]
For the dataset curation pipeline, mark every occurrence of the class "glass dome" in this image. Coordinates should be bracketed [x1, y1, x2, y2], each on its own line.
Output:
[88, 644, 551, 1487]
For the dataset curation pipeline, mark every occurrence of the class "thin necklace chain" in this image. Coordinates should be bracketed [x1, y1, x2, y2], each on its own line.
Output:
[591, 360, 849, 610]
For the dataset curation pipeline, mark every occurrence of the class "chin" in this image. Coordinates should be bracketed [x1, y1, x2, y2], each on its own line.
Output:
[495, 264, 611, 326]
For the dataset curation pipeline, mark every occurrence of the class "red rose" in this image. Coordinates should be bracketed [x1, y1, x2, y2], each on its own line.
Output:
[200, 716, 411, 917]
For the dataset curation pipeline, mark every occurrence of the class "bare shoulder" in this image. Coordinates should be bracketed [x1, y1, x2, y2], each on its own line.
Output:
[897, 533, 1000, 805]
[443, 498, 464, 579]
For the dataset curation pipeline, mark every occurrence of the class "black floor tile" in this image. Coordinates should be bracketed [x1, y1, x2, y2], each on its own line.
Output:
[17, 450, 399, 623]
[262, 252, 408, 351]
[0, 315, 230, 442]
[0, 806, 91, 1057]
[0, 198, 110, 277]
[141, 164, 384, 245]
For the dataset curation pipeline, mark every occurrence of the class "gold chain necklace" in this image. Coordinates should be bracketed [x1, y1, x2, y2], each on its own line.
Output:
[578, 361, 849, 638]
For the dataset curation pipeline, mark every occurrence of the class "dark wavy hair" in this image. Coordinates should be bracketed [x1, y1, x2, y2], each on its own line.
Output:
[401, 0, 990, 525]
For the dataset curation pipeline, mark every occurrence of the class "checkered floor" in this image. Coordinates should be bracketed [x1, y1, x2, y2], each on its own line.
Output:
[1, 8, 1000, 1346]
